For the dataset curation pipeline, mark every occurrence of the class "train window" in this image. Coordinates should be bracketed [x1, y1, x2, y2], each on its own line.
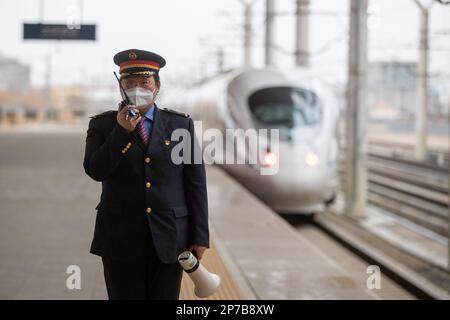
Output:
[248, 87, 322, 128]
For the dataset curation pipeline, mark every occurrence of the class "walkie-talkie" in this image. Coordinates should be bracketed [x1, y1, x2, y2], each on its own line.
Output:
[114, 71, 138, 118]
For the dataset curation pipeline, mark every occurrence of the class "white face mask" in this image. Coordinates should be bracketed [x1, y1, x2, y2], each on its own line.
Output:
[123, 87, 155, 108]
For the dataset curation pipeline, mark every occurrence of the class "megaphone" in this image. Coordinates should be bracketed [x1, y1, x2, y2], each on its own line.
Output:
[178, 251, 221, 298]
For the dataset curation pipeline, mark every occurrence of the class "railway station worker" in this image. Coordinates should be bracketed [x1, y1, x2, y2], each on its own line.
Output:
[83, 49, 209, 300]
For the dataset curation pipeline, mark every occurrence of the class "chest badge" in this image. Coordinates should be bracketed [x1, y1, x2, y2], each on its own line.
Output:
[164, 139, 171, 146]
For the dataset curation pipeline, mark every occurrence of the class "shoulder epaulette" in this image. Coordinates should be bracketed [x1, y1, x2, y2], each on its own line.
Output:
[89, 110, 117, 119]
[162, 108, 189, 118]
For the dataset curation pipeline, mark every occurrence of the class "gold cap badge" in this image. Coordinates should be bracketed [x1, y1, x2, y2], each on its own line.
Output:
[128, 51, 137, 60]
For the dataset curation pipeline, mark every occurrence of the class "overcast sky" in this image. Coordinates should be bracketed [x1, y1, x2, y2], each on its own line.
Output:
[1, 0, 449, 89]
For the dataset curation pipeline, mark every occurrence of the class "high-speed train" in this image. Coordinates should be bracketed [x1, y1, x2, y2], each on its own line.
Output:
[165, 67, 340, 214]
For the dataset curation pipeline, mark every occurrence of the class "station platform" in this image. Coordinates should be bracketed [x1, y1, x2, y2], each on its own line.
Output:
[0, 128, 414, 299]
[368, 130, 449, 152]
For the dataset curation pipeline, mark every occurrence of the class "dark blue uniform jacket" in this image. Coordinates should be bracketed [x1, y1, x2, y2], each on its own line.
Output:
[83, 106, 209, 263]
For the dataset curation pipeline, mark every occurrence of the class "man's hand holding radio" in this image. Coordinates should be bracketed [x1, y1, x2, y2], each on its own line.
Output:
[117, 104, 141, 133]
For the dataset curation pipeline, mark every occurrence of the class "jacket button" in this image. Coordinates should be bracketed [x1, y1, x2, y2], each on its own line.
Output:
[146, 207, 152, 214]
[146, 182, 151, 188]
[145, 157, 150, 164]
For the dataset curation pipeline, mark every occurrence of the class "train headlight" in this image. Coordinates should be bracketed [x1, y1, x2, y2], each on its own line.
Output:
[305, 152, 319, 167]
[263, 151, 277, 167]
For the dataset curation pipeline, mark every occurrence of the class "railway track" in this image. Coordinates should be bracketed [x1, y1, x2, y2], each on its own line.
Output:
[368, 139, 449, 168]
[339, 150, 449, 237]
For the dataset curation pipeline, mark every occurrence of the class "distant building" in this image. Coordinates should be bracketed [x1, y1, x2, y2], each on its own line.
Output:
[0, 54, 31, 93]
[367, 61, 418, 120]
[367, 61, 444, 120]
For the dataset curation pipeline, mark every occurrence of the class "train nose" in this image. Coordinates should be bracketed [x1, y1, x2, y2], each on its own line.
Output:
[264, 144, 333, 212]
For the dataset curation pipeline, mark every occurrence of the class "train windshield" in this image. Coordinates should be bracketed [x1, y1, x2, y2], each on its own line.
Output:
[248, 87, 322, 128]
